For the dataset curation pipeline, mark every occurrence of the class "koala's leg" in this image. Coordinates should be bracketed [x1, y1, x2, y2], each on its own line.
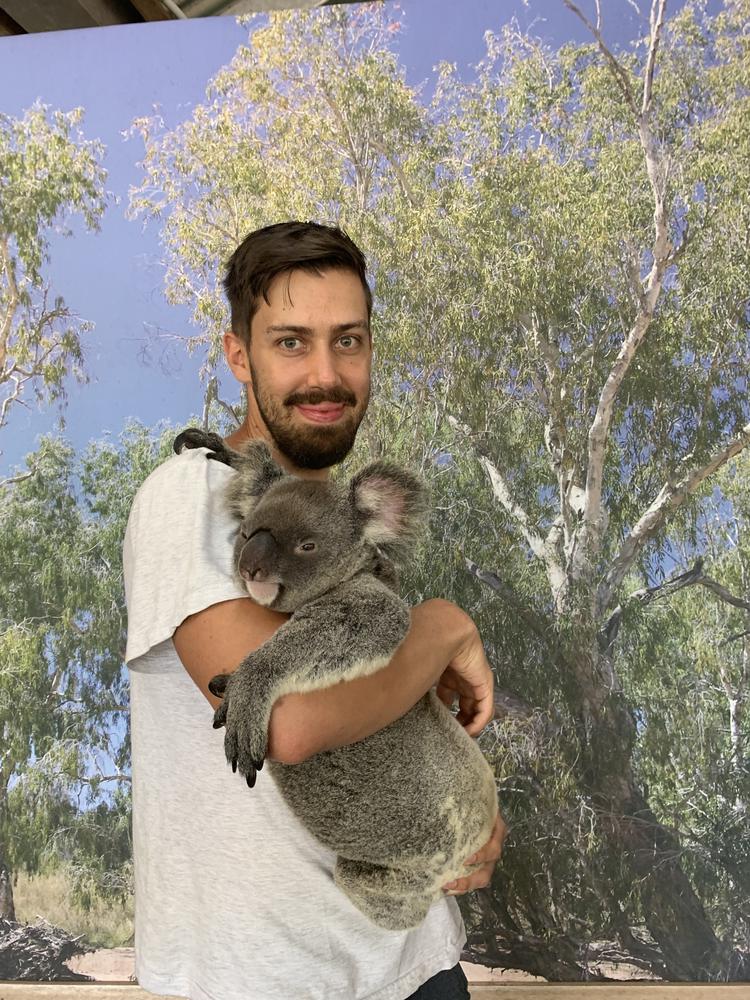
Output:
[334, 857, 436, 932]
[172, 428, 238, 467]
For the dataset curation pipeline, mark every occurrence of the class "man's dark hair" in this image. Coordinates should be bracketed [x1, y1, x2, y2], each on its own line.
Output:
[223, 221, 373, 345]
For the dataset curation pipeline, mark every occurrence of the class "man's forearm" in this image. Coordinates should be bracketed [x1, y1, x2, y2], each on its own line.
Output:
[270, 598, 475, 762]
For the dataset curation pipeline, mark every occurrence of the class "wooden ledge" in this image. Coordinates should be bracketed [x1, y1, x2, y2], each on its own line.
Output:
[0, 988, 179, 1000]
[1, 984, 749, 999]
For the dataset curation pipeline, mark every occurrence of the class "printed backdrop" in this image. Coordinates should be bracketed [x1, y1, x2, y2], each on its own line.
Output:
[0, 0, 748, 985]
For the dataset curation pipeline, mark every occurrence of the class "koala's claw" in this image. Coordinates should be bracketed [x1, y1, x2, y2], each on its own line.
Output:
[231, 756, 263, 775]
[243, 758, 264, 788]
[220, 711, 267, 789]
[212, 699, 228, 728]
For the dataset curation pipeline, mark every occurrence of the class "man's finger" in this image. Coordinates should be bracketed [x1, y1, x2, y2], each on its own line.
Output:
[443, 863, 493, 894]
[483, 812, 508, 858]
[464, 812, 508, 866]
[495, 812, 509, 851]
[462, 703, 492, 736]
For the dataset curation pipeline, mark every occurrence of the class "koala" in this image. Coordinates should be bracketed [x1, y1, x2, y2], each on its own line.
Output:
[173, 427, 499, 931]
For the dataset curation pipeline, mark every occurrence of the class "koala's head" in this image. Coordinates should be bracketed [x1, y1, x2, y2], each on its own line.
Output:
[225, 440, 427, 613]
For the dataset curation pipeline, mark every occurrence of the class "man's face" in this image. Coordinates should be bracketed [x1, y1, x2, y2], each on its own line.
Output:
[247, 267, 372, 470]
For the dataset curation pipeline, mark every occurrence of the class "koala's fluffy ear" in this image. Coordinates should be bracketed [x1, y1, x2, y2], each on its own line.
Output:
[225, 440, 286, 519]
[349, 462, 428, 562]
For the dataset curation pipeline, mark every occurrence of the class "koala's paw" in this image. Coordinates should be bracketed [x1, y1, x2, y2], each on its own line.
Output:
[208, 673, 230, 698]
[209, 670, 268, 789]
[173, 428, 235, 466]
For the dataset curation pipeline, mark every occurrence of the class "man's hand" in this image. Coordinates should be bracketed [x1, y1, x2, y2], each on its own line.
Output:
[443, 812, 508, 895]
[435, 620, 495, 737]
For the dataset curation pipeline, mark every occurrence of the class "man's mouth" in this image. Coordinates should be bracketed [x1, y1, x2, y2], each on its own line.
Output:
[294, 404, 347, 423]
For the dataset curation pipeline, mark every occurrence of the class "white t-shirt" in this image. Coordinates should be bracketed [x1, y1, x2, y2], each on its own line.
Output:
[123, 445, 466, 1000]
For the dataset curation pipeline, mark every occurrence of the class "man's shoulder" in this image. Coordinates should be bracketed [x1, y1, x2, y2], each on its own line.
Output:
[132, 445, 234, 511]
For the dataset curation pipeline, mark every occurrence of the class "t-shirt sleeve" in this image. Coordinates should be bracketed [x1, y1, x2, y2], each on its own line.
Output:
[123, 447, 248, 663]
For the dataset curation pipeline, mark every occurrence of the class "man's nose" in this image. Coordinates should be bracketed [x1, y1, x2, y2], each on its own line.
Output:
[305, 346, 342, 389]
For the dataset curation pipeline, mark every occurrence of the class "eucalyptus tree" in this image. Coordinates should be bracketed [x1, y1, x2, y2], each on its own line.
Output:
[0, 100, 107, 917]
[0, 103, 106, 475]
[0, 424, 176, 921]
[127, 1, 750, 979]
[422, 1, 750, 979]
[617, 451, 750, 976]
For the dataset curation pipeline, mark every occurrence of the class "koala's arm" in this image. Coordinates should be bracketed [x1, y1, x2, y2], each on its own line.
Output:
[172, 596, 296, 763]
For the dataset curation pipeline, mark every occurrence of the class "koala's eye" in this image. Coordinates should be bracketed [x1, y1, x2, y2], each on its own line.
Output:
[239, 526, 250, 540]
[296, 540, 317, 554]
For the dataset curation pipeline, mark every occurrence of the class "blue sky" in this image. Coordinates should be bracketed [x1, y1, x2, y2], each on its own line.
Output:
[0, 0, 716, 476]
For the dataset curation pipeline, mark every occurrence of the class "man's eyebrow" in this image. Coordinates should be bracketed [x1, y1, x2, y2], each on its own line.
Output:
[265, 322, 369, 335]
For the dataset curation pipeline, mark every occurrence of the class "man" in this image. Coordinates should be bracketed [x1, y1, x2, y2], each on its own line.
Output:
[123, 221, 507, 1000]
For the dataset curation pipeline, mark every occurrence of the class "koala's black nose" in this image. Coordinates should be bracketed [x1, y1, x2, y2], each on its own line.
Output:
[240, 529, 278, 581]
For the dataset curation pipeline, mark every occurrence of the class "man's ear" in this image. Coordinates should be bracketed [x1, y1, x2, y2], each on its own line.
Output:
[349, 462, 428, 562]
[223, 330, 252, 385]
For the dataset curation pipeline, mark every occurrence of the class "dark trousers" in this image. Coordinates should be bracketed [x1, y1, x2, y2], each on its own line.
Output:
[404, 962, 470, 999]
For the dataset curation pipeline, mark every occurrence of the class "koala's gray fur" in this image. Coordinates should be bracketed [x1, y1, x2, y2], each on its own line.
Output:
[173, 427, 499, 931]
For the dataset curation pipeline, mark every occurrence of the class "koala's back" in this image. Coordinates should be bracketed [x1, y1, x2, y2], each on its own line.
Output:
[269, 688, 497, 870]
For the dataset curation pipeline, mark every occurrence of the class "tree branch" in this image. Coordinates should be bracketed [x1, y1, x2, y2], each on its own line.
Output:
[369, 136, 417, 208]
[696, 576, 750, 613]
[566, 0, 672, 585]
[520, 314, 588, 562]
[444, 416, 540, 544]
[601, 421, 750, 608]
[463, 556, 581, 693]
[0, 375, 27, 431]
[600, 557, 705, 650]
[448, 414, 568, 597]
[0, 236, 20, 363]
[562, 0, 638, 115]
[642, 0, 668, 115]
[77, 773, 131, 785]
[601, 556, 750, 651]
[201, 375, 239, 431]
[719, 629, 750, 649]
[464, 555, 555, 648]
[0, 467, 35, 490]
[479, 453, 548, 561]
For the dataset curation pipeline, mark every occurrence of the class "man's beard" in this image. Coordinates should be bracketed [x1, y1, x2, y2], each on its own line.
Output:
[251, 368, 369, 470]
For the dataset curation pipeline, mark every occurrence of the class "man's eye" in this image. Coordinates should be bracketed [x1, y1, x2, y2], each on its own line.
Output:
[279, 338, 301, 351]
[338, 336, 360, 349]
